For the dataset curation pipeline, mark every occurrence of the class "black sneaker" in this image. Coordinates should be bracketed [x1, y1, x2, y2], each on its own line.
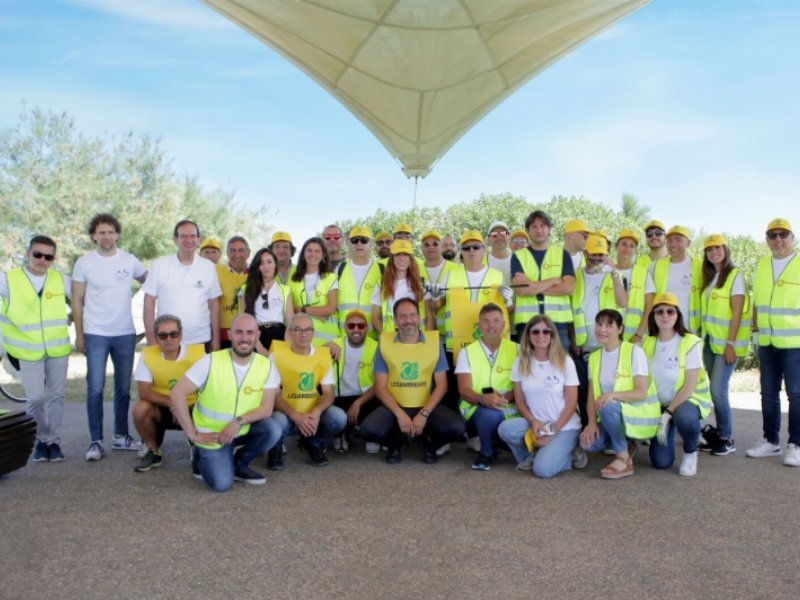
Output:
[472, 453, 493, 471]
[47, 443, 65, 462]
[32, 441, 50, 462]
[134, 450, 163, 472]
[267, 447, 284, 471]
[699, 425, 721, 452]
[307, 444, 329, 467]
[422, 444, 438, 465]
[234, 464, 267, 485]
[710, 438, 736, 456]
[385, 446, 402, 464]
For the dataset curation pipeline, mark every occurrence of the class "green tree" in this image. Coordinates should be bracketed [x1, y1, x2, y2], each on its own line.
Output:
[619, 192, 651, 225]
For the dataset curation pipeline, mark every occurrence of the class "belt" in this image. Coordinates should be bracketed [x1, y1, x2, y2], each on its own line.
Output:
[258, 322, 284, 329]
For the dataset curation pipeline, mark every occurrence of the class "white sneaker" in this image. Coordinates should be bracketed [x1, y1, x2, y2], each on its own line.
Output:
[745, 439, 782, 458]
[572, 447, 588, 470]
[112, 434, 143, 451]
[516, 453, 535, 471]
[435, 443, 451, 457]
[679, 451, 698, 477]
[365, 442, 381, 454]
[85, 442, 104, 461]
[783, 443, 800, 467]
[465, 436, 481, 453]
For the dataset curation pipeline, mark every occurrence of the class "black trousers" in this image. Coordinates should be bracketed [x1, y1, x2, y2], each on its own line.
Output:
[333, 395, 380, 426]
[360, 405, 465, 451]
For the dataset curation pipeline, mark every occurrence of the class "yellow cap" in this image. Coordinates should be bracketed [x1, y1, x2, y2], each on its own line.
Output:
[394, 223, 413, 235]
[271, 231, 292, 244]
[511, 229, 529, 240]
[703, 233, 728, 249]
[585, 235, 609, 255]
[199, 238, 221, 251]
[666, 225, 691, 240]
[564, 219, 590, 234]
[460, 230, 484, 245]
[421, 230, 441, 241]
[592, 229, 610, 242]
[344, 309, 368, 324]
[767, 218, 793, 233]
[348, 226, 372, 239]
[617, 228, 640, 245]
[644, 220, 666, 232]
[390, 239, 414, 255]
[375, 231, 392, 241]
[652, 292, 680, 309]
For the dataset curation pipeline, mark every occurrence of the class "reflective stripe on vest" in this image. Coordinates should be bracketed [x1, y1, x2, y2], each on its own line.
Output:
[700, 268, 752, 357]
[381, 331, 440, 408]
[271, 340, 332, 413]
[513, 246, 573, 325]
[288, 273, 340, 346]
[142, 343, 206, 406]
[444, 267, 503, 351]
[588, 342, 660, 439]
[753, 253, 800, 349]
[336, 260, 382, 334]
[623, 264, 649, 340]
[379, 291, 427, 333]
[458, 338, 518, 421]
[0, 268, 70, 361]
[652, 257, 703, 332]
[572, 269, 620, 347]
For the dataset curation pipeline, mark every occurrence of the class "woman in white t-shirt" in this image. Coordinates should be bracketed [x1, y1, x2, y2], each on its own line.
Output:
[371, 240, 430, 333]
[642, 293, 712, 477]
[497, 315, 580, 478]
[698, 234, 750, 456]
[289, 238, 339, 347]
[239, 248, 293, 353]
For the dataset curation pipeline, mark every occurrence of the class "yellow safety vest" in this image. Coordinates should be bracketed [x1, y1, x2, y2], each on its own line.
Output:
[513, 246, 573, 326]
[192, 350, 273, 449]
[444, 267, 505, 352]
[288, 272, 339, 346]
[642, 334, 713, 419]
[379, 289, 427, 333]
[336, 260, 383, 336]
[588, 341, 660, 439]
[238, 281, 290, 323]
[622, 263, 649, 341]
[142, 344, 206, 407]
[1, 268, 71, 361]
[381, 331, 440, 408]
[700, 268, 752, 357]
[753, 253, 800, 349]
[572, 269, 621, 347]
[216, 265, 247, 329]
[652, 257, 703, 332]
[332, 336, 377, 396]
[276, 264, 296, 286]
[420, 260, 458, 336]
[271, 340, 332, 413]
[458, 338, 519, 421]
[635, 254, 653, 271]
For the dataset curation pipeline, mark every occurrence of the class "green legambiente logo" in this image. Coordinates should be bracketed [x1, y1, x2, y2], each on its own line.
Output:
[400, 362, 419, 381]
[298, 372, 315, 392]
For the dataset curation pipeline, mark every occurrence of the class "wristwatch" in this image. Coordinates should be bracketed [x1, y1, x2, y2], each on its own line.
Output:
[420, 409, 430, 418]
[235, 416, 245, 427]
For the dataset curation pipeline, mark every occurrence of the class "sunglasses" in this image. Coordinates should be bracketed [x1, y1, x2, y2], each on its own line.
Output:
[350, 237, 370, 245]
[261, 293, 269, 310]
[346, 322, 367, 331]
[646, 230, 665, 238]
[324, 235, 341, 241]
[156, 330, 181, 340]
[423, 241, 440, 248]
[767, 231, 791, 240]
[462, 244, 483, 252]
[291, 327, 314, 335]
[376, 240, 392, 246]
[32, 250, 55, 261]
[653, 307, 677, 316]
[529, 328, 552, 336]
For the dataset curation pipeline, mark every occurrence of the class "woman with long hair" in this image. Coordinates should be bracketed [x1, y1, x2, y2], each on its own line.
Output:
[239, 248, 293, 353]
[497, 315, 581, 478]
[371, 239, 431, 333]
[698, 234, 750, 455]
[289, 237, 339, 347]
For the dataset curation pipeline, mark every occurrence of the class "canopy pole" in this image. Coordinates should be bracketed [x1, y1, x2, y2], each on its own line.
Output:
[412, 175, 419, 215]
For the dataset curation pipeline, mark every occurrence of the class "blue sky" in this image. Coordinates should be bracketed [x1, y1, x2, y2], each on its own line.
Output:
[2, 0, 798, 245]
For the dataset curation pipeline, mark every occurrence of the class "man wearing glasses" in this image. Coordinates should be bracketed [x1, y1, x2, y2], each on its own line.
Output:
[323, 224, 345, 271]
[132, 315, 206, 472]
[636, 219, 669, 270]
[563, 219, 591, 272]
[749, 218, 800, 466]
[216, 236, 250, 349]
[268, 313, 346, 468]
[269, 231, 296, 285]
[419, 230, 457, 339]
[142, 220, 222, 352]
[336, 226, 383, 337]
[0, 235, 71, 462]
[650, 225, 703, 333]
[487, 221, 513, 286]
[375, 231, 393, 260]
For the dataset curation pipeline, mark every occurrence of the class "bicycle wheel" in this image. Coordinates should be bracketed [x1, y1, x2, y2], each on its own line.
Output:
[0, 356, 26, 403]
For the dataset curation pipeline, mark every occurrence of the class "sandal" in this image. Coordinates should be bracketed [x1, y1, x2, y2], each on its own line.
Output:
[600, 455, 634, 480]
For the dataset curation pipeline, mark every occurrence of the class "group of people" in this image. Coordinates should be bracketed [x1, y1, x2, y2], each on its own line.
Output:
[1, 210, 798, 492]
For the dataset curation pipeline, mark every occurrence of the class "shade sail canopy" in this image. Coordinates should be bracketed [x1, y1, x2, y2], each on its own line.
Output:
[203, 0, 652, 177]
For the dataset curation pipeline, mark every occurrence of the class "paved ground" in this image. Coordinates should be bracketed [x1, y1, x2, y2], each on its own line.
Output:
[1, 391, 797, 600]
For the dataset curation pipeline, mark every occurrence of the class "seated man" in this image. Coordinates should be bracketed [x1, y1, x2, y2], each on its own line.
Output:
[132, 315, 206, 472]
[170, 314, 282, 492]
[268, 313, 347, 469]
[361, 298, 465, 464]
[456, 303, 519, 471]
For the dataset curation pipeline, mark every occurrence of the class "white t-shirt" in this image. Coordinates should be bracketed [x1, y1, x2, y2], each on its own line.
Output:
[441, 267, 490, 302]
[72, 249, 146, 336]
[772, 253, 796, 282]
[660, 258, 694, 325]
[570, 251, 584, 272]
[141, 254, 222, 345]
[488, 254, 512, 286]
[511, 355, 581, 431]
[0, 268, 71, 301]
[705, 272, 745, 304]
[371, 278, 415, 317]
[424, 260, 446, 286]
[303, 272, 339, 306]
[253, 283, 287, 324]
[185, 352, 281, 390]
[134, 344, 192, 383]
[648, 335, 702, 403]
[617, 267, 656, 295]
[348, 260, 373, 294]
[589, 345, 649, 395]
[339, 339, 366, 396]
[581, 270, 607, 351]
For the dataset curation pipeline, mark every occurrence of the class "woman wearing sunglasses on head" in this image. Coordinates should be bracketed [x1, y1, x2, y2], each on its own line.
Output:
[371, 239, 431, 333]
[642, 293, 713, 477]
[289, 237, 339, 347]
[580, 309, 660, 479]
[497, 315, 580, 478]
[239, 248, 293, 354]
[699, 234, 751, 456]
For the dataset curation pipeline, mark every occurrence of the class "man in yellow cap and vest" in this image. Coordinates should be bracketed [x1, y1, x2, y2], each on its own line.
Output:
[375, 231, 393, 260]
[323, 224, 346, 272]
[419, 230, 457, 340]
[132, 314, 206, 472]
[487, 221, 513, 285]
[1, 235, 71, 462]
[199, 238, 222, 263]
[614, 228, 655, 342]
[361, 298, 464, 464]
[636, 219, 669, 270]
[563, 219, 591, 272]
[169, 313, 282, 491]
[748, 218, 800, 466]
[217, 236, 250, 349]
[269, 231, 296, 285]
[510, 230, 530, 252]
[336, 226, 383, 338]
[268, 313, 347, 468]
[649, 225, 702, 333]
[511, 210, 575, 349]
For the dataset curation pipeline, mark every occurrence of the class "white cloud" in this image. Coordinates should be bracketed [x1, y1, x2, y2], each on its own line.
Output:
[64, 0, 233, 30]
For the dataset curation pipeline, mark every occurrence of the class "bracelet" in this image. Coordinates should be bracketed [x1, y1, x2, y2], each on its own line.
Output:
[725, 340, 735, 347]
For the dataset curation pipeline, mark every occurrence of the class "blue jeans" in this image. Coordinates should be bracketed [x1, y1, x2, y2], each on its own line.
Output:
[498, 417, 578, 478]
[466, 406, 505, 457]
[581, 401, 629, 455]
[758, 345, 800, 445]
[194, 418, 282, 492]
[85, 333, 136, 442]
[702, 338, 735, 440]
[271, 406, 347, 448]
[649, 402, 701, 469]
